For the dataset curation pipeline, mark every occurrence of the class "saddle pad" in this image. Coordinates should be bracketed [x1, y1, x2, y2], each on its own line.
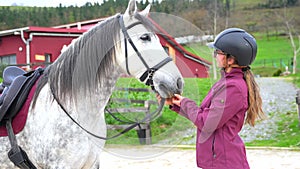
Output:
[0, 79, 38, 137]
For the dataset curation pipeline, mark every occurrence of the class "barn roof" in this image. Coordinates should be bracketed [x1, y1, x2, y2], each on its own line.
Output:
[0, 26, 85, 37]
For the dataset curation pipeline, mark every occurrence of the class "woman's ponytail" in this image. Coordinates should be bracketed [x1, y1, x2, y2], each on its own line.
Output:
[243, 69, 265, 126]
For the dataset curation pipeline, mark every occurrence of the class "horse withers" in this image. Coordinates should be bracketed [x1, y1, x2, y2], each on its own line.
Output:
[0, 0, 183, 168]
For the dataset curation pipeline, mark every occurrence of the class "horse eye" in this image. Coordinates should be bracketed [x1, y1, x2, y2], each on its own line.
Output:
[140, 34, 151, 41]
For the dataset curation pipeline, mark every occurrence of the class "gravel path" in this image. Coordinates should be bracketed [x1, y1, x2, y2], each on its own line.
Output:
[100, 77, 300, 168]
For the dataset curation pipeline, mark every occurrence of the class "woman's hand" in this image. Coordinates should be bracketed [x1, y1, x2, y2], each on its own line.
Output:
[172, 94, 184, 107]
[156, 93, 184, 107]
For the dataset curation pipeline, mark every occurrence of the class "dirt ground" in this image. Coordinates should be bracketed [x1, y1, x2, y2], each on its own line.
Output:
[99, 145, 300, 169]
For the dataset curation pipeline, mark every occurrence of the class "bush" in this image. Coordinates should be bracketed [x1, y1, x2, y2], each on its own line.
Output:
[252, 67, 284, 77]
[0, 64, 8, 79]
[273, 69, 282, 76]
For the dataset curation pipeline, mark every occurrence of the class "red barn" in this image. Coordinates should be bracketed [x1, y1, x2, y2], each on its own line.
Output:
[0, 17, 211, 78]
[0, 26, 84, 70]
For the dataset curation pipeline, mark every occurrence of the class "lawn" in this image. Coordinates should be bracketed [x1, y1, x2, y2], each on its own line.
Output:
[246, 110, 300, 148]
[184, 34, 297, 76]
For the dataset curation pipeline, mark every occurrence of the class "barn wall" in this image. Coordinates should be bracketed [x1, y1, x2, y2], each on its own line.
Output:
[30, 35, 74, 63]
[0, 35, 26, 64]
[158, 35, 209, 78]
[176, 56, 209, 78]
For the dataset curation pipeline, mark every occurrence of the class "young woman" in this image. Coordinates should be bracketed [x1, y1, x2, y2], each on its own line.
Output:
[157, 28, 265, 169]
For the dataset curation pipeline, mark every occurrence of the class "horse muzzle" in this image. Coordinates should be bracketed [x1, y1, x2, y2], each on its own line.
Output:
[152, 72, 184, 99]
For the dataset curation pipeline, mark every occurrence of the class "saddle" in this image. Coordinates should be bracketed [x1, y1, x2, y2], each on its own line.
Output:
[0, 66, 43, 169]
[0, 66, 43, 124]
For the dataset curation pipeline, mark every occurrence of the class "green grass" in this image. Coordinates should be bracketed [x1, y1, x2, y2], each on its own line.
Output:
[290, 74, 300, 88]
[254, 35, 295, 68]
[184, 43, 213, 63]
[251, 66, 283, 77]
[184, 34, 297, 77]
[246, 111, 300, 148]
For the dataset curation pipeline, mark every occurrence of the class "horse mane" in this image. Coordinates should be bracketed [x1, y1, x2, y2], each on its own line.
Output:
[32, 13, 157, 108]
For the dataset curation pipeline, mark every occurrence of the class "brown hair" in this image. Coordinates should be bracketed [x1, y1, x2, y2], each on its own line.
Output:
[225, 55, 265, 126]
[243, 69, 265, 126]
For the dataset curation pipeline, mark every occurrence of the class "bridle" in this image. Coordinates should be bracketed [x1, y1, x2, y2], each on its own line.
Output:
[50, 14, 172, 140]
[118, 14, 173, 90]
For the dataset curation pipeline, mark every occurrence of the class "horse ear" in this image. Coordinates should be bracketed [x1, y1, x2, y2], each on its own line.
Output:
[139, 4, 151, 17]
[125, 0, 137, 17]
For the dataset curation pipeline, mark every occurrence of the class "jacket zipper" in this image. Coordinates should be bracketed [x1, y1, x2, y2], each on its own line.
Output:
[212, 134, 216, 159]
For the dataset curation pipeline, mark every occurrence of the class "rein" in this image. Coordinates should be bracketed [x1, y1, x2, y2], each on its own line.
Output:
[50, 14, 170, 140]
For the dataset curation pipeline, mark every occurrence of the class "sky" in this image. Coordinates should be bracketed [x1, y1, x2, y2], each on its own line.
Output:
[2, 0, 153, 7]
[2, 0, 108, 7]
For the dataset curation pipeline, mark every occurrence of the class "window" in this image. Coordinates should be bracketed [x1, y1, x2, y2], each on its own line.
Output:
[44, 53, 52, 67]
[44, 53, 51, 63]
[0, 54, 16, 65]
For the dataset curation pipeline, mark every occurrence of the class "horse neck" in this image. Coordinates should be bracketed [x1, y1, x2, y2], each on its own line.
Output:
[75, 67, 121, 127]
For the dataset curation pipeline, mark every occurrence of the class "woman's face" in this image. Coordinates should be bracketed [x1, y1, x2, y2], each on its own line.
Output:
[214, 50, 226, 68]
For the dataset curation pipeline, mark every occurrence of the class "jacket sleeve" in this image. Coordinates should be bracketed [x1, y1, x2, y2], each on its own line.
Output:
[174, 82, 247, 133]
[170, 98, 201, 120]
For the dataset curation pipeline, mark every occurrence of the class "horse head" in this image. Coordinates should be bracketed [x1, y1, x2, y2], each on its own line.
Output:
[116, 0, 184, 98]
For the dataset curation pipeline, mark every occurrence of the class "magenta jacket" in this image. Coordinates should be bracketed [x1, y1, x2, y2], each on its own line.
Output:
[171, 68, 250, 169]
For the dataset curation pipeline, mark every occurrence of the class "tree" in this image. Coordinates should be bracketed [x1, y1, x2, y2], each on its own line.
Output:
[279, 0, 300, 74]
[205, 0, 225, 80]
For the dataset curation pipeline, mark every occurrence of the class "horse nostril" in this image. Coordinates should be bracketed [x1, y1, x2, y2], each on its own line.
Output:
[177, 78, 183, 90]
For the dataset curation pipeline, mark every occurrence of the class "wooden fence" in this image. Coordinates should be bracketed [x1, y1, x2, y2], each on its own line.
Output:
[105, 87, 158, 145]
[253, 58, 293, 70]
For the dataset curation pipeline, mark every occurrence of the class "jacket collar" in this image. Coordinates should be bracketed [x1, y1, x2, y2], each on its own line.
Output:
[221, 68, 244, 79]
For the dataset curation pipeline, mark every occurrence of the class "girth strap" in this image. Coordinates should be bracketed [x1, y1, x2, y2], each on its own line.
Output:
[6, 120, 36, 169]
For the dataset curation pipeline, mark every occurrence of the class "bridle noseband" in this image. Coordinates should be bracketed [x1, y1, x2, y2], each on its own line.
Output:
[118, 15, 172, 90]
[51, 14, 170, 140]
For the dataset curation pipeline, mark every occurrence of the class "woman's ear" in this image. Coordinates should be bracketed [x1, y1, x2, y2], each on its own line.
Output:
[227, 57, 235, 65]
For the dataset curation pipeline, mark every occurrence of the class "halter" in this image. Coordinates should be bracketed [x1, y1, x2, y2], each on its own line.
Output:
[118, 15, 173, 90]
[50, 14, 170, 140]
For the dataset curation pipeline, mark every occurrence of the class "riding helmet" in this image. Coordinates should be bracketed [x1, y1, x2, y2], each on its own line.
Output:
[208, 28, 257, 66]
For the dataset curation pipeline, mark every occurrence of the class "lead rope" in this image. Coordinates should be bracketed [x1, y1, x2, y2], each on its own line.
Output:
[50, 84, 165, 140]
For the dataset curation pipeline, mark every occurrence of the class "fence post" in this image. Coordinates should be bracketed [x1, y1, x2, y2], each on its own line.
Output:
[296, 90, 300, 128]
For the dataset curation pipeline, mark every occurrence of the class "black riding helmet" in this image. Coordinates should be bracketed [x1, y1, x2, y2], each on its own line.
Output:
[208, 28, 257, 66]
